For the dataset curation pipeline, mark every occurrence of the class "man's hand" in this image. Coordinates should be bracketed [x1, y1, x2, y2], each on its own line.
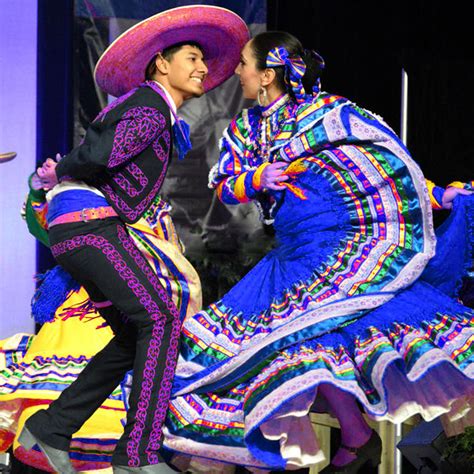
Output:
[30, 172, 43, 191]
[37, 158, 59, 190]
[260, 162, 289, 191]
[442, 186, 473, 210]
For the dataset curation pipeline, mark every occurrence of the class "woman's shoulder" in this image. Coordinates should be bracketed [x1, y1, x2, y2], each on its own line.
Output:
[296, 92, 349, 116]
[289, 92, 350, 129]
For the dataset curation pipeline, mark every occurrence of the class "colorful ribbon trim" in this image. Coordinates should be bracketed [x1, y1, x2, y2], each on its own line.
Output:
[266, 47, 307, 104]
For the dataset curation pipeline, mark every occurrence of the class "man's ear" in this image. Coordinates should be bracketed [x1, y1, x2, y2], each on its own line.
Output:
[260, 68, 276, 87]
[154, 53, 169, 75]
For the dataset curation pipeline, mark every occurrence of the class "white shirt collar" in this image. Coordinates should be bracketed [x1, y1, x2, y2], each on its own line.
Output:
[152, 81, 177, 124]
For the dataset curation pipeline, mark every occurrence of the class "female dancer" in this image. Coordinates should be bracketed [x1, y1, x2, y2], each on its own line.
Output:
[161, 31, 474, 473]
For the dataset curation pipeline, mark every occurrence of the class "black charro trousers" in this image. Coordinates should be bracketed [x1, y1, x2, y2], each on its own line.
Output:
[26, 218, 181, 467]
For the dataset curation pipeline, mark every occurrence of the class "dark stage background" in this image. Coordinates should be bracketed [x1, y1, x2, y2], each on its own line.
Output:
[268, 0, 473, 185]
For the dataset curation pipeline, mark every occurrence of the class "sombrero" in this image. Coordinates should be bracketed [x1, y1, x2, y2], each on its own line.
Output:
[95, 5, 249, 97]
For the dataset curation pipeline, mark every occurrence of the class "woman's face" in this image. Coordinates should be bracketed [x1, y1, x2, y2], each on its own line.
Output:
[235, 40, 264, 100]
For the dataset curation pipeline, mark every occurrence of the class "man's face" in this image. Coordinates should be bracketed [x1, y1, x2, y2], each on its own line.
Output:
[164, 45, 208, 101]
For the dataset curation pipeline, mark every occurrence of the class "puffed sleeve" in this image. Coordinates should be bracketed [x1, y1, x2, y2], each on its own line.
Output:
[209, 112, 270, 205]
[277, 101, 387, 162]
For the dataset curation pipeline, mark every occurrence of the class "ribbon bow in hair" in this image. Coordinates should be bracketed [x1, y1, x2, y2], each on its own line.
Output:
[266, 47, 307, 103]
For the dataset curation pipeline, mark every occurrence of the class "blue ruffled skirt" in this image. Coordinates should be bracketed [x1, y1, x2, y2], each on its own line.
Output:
[164, 153, 474, 471]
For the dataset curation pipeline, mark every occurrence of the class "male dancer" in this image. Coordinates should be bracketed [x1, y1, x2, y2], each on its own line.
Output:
[18, 6, 248, 473]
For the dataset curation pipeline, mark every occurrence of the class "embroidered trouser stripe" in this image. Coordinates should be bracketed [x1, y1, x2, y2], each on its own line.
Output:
[115, 226, 181, 465]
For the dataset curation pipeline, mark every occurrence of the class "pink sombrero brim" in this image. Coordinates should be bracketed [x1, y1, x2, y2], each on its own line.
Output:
[94, 5, 249, 97]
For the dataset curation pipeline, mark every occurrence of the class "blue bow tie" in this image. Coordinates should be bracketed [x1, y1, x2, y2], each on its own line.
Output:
[173, 117, 192, 160]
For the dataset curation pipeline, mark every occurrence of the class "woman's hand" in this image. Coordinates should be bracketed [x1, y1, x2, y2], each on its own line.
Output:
[260, 162, 289, 191]
[36, 157, 59, 191]
[442, 186, 473, 209]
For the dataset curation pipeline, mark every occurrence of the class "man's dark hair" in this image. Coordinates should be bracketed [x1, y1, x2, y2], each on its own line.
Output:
[145, 41, 204, 80]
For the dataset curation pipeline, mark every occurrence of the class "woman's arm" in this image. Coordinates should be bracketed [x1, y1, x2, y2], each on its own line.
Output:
[209, 135, 262, 204]
[429, 180, 474, 210]
[209, 112, 282, 204]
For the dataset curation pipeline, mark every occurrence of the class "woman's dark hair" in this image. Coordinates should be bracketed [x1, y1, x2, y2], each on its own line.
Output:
[250, 31, 324, 98]
[145, 41, 203, 80]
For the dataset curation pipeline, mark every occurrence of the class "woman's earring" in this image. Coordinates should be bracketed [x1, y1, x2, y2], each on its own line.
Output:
[257, 86, 268, 106]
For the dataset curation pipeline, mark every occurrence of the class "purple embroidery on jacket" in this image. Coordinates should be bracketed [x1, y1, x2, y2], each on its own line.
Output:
[113, 164, 149, 198]
[94, 88, 138, 123]
[128, 162, 148, 186]
[51, 229, 180, 467]
[101, 155, 169, 221]
[152, 130, 171, 162]
[108, 107, 166, 168]
[113, 173, 140, 197]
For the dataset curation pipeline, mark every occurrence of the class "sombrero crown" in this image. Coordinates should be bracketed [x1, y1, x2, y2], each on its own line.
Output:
[95, 5, 249, 97]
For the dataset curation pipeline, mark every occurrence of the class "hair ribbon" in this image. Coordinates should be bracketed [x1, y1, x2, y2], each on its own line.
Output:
[266, 47, 307, 103]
